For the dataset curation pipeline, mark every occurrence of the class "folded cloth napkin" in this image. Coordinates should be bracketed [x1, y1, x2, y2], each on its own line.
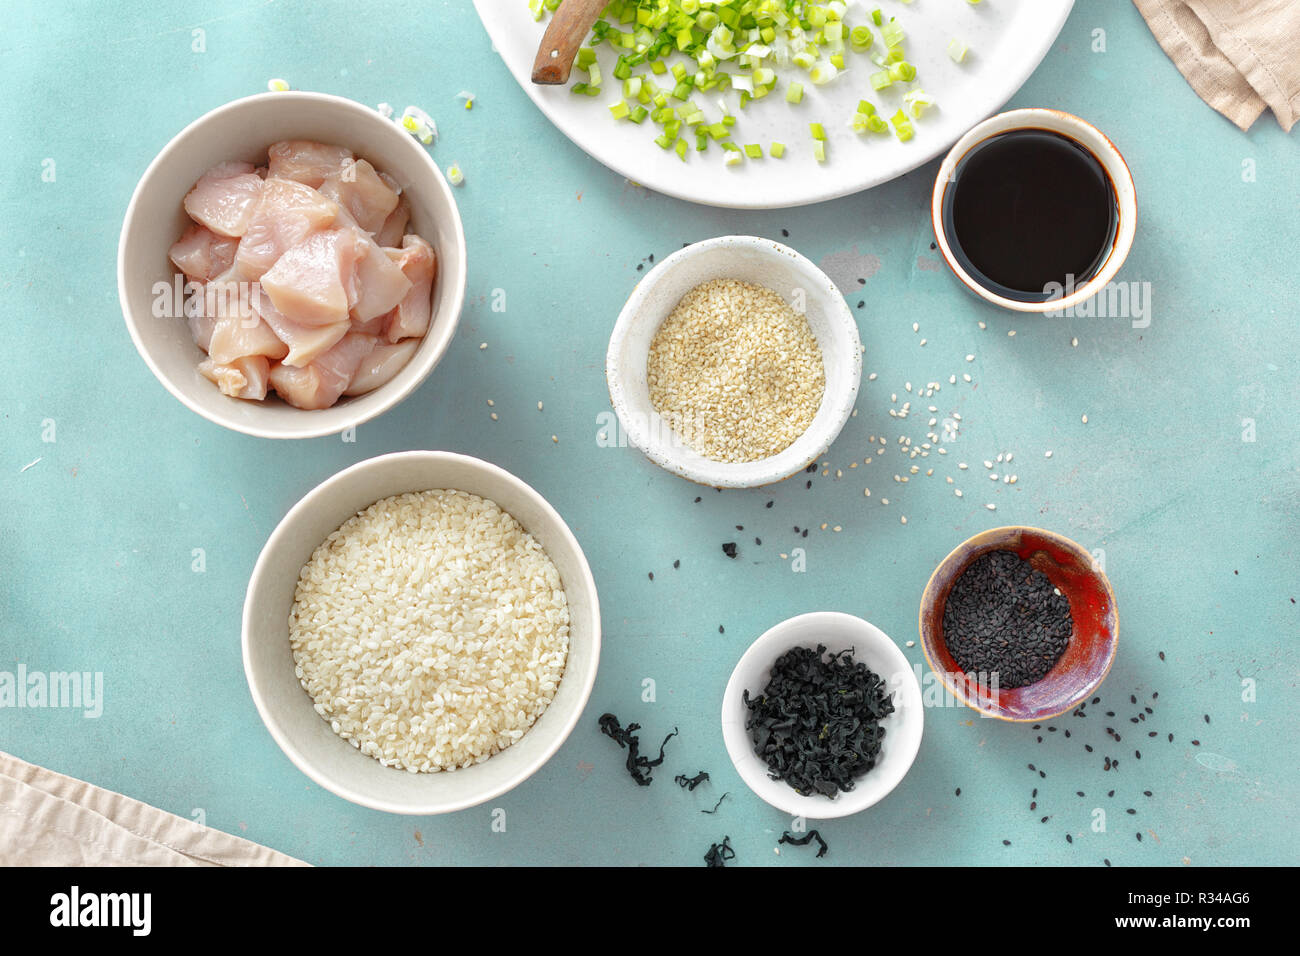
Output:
[1133, 0, 1300, 131]
[0, 751, 307, 866]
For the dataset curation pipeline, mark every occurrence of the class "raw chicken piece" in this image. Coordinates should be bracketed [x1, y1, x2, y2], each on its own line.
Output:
[182, 161, 263, 237]
[267, 141, 354, 188]
[319, 159, 400, 234]
[169, 224, 238, 282]
[198, 355, 270, 401]
[208, 314, 289, 365]
[373, 194, 410, 247]
[256, 297, 349, 368]
[383, 235, 436, 342]
[235, 178, 340, 280]
[187, 311, 217, 353]
[268, 332, 376, 410]
[260, 229, 357, 326]
[350, 311, 388, 336]
[344, 340, 420, 396]
[349, 230, 411, 323]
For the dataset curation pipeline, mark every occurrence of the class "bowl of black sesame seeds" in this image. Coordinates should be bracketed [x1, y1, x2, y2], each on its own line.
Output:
[919, 526, 1119, 722]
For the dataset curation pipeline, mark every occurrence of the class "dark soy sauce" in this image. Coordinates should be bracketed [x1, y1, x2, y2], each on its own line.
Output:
[943, 129, 1117, 302]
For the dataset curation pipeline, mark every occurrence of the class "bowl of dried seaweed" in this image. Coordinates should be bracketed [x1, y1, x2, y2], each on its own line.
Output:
[721, 611, 924, 818]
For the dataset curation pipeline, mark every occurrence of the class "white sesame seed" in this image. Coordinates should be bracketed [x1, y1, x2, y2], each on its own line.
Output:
[486, 399, 494, 406]
[900, 515, 907, 524]
[978, 321, 986, 330]
[864, 488, 871, 497]
[1003, 475, 1010, 483]
[881, 498, 889, 505]
[986, 503, 996, 510]
[990, 474, 998, 481]
[906, 382, 912, 392]
[984, 460, 993, 469]
[955, 489, 963, 497]
[946, 476, 954, 484]
[479, 342, 488, 350]
[1005, 452, 1012, 461]
[552, 435, 558, 443]
[1010, 475, 1018, 483]
[996, 453, 1004, 462]
[1008, 329, 1016, 337]
[959, 462, 968, 470]
[537, 401, 544, 411]
[949, 375, 957, 384]
[1082, 414, 1089, 424]
[833, 525, 842, 533]
[912, 322, 919, 332]
[963, 373, 972, 382]
[920, 338, 927, 346]
[1045, 450, 1053, 458]
[868, 372, 878, 381]
[965, 354, 974, 362]
[910, 465, 919, 474]
[490, 412, 498, 421]
[1071, 337, 1078, 348]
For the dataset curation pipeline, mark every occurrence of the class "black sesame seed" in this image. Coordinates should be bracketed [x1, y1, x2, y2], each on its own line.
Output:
[765, 500, 774, 509]
[1002, 840, 1011, 846]
[755, 537, 761, 546]
[735, 524, 744, 531]
[1085, 744, 1093, 752]
[1104, 858, 1111, 867]
[1136, 832, 1142, 842]
[1159, 651, 1166, 661]
[1135, 750, 1141, 759]
[1144, 790, 1152, 797]
[1066, 834, 1073, 844]
[1076, 791, 1085, 797]
[781, 228, 789, 237]
[955, 788, 961, 796]
[1030, 801, 1037, 810]
[1126, 808, 1136, 815]
[1204, 714, 1210, 724]
[721, 542, 738, 558]
[718, 625, 724, 634]
[673, 559, 680, 569]
[1192, 739, 1200, 746]
[694, 496, 701, 503]
[1040, 816, 1050, 823]
[648, 572, 654, 581]
[1039, 770, 1046, 778]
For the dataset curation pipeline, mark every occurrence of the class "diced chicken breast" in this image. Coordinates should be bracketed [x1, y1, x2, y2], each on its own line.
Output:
[319, 159, 401, 234]
[267, 141, 354, 188]
[188, 311, 217, 353]
[373, 194, 411, 247]
[260, 229, 358, 326]
[256, 297, 349, 368]
[208, 314, 289, 365]
[383, 235, 436, 342]
[235, 178, 340, 280]
[344, 339, 420, 396]
[169, 224, 238, 282]
[349, 230, 412, 323]
[268, 332, 377, 410]
[198, 355, 270, 401]
[182, 162, 263, 237]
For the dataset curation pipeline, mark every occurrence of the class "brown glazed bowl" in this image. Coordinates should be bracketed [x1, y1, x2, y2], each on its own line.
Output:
[918, 526, 1119, 721]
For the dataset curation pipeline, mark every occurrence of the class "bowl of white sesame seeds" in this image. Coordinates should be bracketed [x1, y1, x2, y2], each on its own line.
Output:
[606, 235, 861, 489]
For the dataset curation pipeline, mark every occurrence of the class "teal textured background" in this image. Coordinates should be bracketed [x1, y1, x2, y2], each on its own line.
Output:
[1, 0, 1296, 866]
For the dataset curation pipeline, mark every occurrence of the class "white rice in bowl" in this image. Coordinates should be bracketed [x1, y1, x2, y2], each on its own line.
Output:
[289, 489, 570, 773]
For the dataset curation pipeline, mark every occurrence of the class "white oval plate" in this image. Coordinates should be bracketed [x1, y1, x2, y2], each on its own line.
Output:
[475, 0, 1073, 209]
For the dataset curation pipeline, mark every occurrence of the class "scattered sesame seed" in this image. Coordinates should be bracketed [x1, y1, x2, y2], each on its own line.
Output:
[833, 525, 842, 532]
[551, 435, 558, 443]
[537, 401, 544, 411]
[900, 516, 907, 525]
[1071, 337, 1078, 348]
[863, 487, 870, 496]
[963, 373, 972, 382]
[1082, 414, 1088, 424]
[920, 338, 927, 346]
[490, 412, 498, 421]
[986, 503, 996, 511]
[959, 462, 968, 470]
[486, 399, 494, 406]
[978, 322, 986, 330]
[881, 498, 889, 505]
[479, 342, 488, 350]
[965, 354, 975, 362]
[912, 322, 919, 332]
[868, 372, 878, 381]
[955, 489, 963, 497]
[1045, 450, 1053, 458]
[1008, 329, 1016, 337]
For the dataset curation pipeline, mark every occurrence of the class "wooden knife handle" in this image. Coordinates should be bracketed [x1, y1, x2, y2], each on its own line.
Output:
[530, 0, 608, 85]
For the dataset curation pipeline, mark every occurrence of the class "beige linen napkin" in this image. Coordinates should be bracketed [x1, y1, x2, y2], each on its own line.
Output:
[0, 751, 307, 866]
[1133, 0, 1300, 131]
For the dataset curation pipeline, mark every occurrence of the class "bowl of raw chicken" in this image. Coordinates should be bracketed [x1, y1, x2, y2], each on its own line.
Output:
[118, 91, 467, 439]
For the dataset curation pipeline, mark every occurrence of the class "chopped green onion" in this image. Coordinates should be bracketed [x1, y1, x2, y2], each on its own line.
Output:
[870, 70, 892, 91]
[948, 38, 969, 63]
[856, 99, 877, 116]
[770, 141, 786, 158]
[850, 26, 873, 51]
[889, 60, 916, 82]
[813, 140, 827, 163]
[446, 162, 464, 186]
[608, 100, 630, 120]
[871, 9, 884, 26]
[675, 138, 688, 161]
[809, 122, 827, 141]
[744, 143, 763, 158]
[786, 81, 804, 104]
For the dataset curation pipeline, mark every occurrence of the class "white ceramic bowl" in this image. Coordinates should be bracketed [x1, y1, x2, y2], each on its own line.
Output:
[606, 235, 862, 488]
[721, 612, 923, 819]
[118, 91, 467, 439]
[931, 108, 1137, 314]
[242, 451, 601, 814]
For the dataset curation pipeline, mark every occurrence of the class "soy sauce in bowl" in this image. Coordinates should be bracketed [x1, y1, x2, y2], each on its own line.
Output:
[941, 129, 1117, 303]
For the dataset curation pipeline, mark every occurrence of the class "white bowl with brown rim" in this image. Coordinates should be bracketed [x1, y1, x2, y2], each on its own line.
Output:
[930, 108, 1137, 314]
[605, 235, 862, 489]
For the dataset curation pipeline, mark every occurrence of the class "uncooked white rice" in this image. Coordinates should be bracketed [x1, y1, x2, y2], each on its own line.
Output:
[289, 489, 570, 773]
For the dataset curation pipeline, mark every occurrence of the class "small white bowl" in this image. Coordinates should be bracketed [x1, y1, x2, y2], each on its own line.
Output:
[606, 235, 862, 488]
[242, 451, 601, 814]
[721, 612, 923, 819]
[931, 108, 1137, 314]
[118, 91, 467, 439]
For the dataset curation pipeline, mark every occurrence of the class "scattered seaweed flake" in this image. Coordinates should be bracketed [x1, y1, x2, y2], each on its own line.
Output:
[701, 792, 729, 814]
[704, 835, 735, 867]
[675, 771, 710, 791]
[597, 713, 678, 786]
[722, 542, 738, 559]
[743, 644, 895, 798]
[779, 830, 829, 858]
